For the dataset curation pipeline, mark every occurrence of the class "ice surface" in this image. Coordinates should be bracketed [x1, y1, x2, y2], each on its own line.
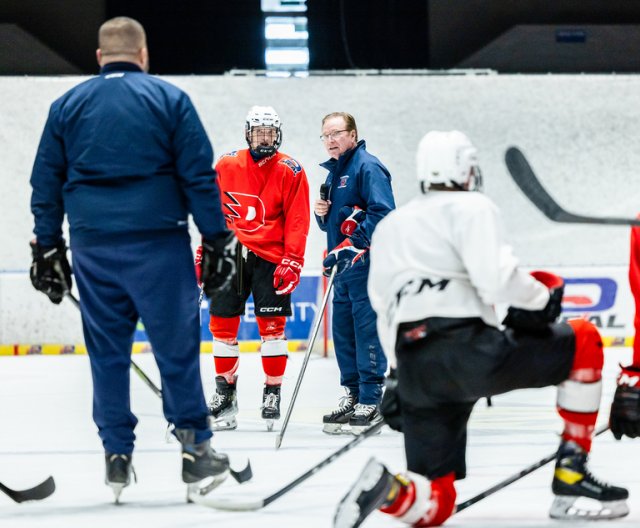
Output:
[0, 348, 638, 528]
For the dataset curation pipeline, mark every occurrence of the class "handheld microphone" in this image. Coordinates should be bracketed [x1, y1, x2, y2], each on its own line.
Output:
[319, 184, 329, 224]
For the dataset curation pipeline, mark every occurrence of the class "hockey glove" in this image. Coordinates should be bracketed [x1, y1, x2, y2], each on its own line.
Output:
[273, 257, 302, 296]
[610, 364, 640, 440]
[502, 270, 564, 332]
[29, 239, 72, 305]
[380, 369, 402, 432]
[200, 231, 237, 297]
[194, 245, 203, 287]
[337, 205, 366, 237]
[322, 239, 367, 276]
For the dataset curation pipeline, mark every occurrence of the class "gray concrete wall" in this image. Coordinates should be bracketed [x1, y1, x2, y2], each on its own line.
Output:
[1, 73, 639, 342]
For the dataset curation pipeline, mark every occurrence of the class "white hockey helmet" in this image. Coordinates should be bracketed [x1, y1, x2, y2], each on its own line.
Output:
[416, 130, 482, 192]
[245, 105, 282, 156]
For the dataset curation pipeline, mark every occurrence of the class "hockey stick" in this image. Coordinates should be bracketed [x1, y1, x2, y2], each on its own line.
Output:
[505, 147, 640, 227]
[0, 476, 55, 503]
[275, 266, 338, 450]
[190, 419, 385, 510]
[455, 423, 610, 513]
[66, 293, 163, 398]
[66, 293, 252, 484]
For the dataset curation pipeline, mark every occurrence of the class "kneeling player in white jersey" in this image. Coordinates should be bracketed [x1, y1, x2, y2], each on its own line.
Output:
[334, 131, 630, 527]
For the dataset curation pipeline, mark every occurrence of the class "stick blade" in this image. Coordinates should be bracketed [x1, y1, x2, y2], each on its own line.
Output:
[230, 460, 253, 484]
[505, 147, 640, 226]
[0, 476, 55, 503]
[189, 492, 265, 511]
[505, 146, 563, 222]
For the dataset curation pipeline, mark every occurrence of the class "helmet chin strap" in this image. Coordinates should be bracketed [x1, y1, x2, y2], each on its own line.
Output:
[250, 145, 277, 158]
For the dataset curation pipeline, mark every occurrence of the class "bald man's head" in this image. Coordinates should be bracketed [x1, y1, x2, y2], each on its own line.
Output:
[97, 17, 149, 71]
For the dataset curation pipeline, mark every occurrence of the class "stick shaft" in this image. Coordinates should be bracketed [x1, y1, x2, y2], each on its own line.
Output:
[275, 267, 337, 449]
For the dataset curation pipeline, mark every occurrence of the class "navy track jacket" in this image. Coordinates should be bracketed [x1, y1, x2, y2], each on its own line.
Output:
[30, 62, 227, 248]
[315, 140, 395, 253]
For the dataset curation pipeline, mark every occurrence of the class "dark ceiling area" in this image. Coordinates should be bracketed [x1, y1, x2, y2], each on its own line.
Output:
[4, 1, 640, 74]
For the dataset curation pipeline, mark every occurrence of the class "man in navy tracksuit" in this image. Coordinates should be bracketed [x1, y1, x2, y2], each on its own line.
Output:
[314, 112, 395, 435]
[29, 17, 236, 500]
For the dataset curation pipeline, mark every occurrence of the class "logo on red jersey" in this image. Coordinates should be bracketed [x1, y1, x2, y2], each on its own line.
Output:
[280, 158, 302, 176]
[223, 191, 266, 233]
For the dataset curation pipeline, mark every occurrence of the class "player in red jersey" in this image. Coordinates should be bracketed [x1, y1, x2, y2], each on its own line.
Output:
[609, 220, 640, 439]
[196, 106, 310, 431]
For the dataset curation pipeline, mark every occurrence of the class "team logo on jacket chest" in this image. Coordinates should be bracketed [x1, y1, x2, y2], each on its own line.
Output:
[223, 191, 266, 232]
[338, 175, 349, 188]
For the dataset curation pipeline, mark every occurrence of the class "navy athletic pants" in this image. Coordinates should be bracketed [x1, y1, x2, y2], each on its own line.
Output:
[332, 262, 387, 405]
[72, 230, 211, 454]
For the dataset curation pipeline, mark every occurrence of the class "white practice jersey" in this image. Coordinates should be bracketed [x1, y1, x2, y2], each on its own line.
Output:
[368, 190, 550, 361]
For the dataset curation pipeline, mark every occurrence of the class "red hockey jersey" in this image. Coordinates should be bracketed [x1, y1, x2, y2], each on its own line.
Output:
[631, 221, 640, 364]
[215, 149, 310, 265]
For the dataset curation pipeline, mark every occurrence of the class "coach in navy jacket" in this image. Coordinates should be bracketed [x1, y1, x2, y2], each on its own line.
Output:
[314, 112, 395, 434]
[29, 17, 231, 492]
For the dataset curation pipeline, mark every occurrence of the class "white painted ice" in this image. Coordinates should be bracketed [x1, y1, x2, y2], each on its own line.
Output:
[0, 347, 638, 528]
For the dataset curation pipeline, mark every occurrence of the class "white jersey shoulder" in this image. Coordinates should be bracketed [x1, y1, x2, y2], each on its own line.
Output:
[368, 191, 549, 360]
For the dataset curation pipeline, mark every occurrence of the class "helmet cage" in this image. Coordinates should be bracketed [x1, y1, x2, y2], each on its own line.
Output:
[245, 106, 282, 156]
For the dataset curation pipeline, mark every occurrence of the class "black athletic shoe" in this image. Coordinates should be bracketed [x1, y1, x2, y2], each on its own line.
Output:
[104, 453, 135, 503]
[262, 384, 281, 432]
[208, 375, 238, 431]
[349, 404, 383, 436]
[334, 457, 405, 528]
[323, 389, 357, 434]
[261, 384, 281, 420]
[174, 428, 230, 484]
[550, 440, 629, 519]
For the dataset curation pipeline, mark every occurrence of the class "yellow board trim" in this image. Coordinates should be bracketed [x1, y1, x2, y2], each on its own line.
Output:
[0, 340, 317, 356]
[0, 336, 630, 356]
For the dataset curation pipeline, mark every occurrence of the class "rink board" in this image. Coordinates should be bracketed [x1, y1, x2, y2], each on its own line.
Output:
[0, 266, 635, 355]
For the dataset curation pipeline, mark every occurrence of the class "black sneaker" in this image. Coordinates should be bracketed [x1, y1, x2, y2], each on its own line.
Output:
[208, 375, 238, 431]
[323, 389, 357, 435]
[262, 384, 281, 432]
[334, 457, 406, 528]
[104, 453, 135, 503]
[550, 441, 629, 519]
[174, 428, 230, 486]
[349, 403, 383, 436]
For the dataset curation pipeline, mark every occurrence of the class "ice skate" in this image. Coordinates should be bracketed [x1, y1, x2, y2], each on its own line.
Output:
[261, 384, 281, 432]
[349, 403, 383, 436]
[550, 440, 629, 520]
[323, 388, 357, 435]
[208, 375, 238, 431]
[334, 457, 406, 528]
[104, 453, 135, 504]
[174, 428, 230, 499]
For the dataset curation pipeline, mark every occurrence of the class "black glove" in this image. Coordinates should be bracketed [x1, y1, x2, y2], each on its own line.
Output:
[29, 239, 72, 305]
[380, 369, 402, 432]
[610, 365, 640, 440]
[502, 270, 564, 332]
[200, 231, 237, 297]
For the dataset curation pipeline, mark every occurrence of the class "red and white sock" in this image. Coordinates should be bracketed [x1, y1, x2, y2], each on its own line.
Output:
[381, 472, 456, 527]
[557, 319, 604, 452]
[258, 316, 288, 385]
